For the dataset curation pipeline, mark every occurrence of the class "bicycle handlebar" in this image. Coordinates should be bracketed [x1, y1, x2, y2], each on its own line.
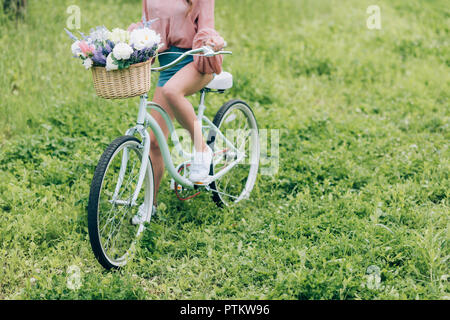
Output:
[150, 46, 232, 72]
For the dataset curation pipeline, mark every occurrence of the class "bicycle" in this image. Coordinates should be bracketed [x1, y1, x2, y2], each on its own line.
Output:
[87, 46, 260, 269]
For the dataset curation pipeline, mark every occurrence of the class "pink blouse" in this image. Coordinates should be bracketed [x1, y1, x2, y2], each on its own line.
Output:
[142, 0, 223, 74]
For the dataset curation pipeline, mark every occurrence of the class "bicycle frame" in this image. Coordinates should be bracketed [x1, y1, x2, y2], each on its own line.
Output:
[113, 93, 244, 206]
[109, 47, 238, 206]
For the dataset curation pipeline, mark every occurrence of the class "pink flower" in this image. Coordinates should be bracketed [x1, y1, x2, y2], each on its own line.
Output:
[79, 41, 95, 56]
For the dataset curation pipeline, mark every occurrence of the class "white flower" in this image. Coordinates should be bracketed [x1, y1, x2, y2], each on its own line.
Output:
[71, 41, 83, 57]
[129, 27, 160, 50]
[83, 58, 93, 69]
[90, 26, 111, 43]
[109, 28, 130, 44]
[106, 53, 118, 71]
[113, 42, 134, 60]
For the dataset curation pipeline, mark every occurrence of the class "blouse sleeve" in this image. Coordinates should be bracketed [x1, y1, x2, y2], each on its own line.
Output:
[192, 0, 224, 74]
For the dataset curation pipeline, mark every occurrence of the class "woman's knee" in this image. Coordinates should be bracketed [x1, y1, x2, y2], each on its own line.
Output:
[162, 83, 184, 104]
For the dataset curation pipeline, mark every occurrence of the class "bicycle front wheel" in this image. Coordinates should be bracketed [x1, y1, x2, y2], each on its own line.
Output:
[207, 100, 260, 207]
[88, 135, 154, 269]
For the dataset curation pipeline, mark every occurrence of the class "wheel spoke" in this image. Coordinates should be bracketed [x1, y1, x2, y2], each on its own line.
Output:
[99, 159, 138, 239]
[89, 137, 153, 268]
[209, 102, 259, 206]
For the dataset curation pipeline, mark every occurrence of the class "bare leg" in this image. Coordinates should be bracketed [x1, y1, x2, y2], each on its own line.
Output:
[149, 63, 213, 204]
[149, 86, 174, 205]
[162, 63, 213, 153]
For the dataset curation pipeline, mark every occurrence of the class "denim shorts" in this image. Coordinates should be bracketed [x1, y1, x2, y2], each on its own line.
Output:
[157, 46, 193, 87]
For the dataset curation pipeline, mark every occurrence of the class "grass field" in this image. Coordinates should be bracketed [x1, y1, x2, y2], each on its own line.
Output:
[0, 0, 448, 299]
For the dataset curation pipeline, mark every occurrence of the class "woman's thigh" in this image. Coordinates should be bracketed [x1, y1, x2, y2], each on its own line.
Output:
[163, 62, 213, 97]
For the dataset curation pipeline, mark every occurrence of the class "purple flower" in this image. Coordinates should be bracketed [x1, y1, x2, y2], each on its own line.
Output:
[102, 40, 114, 56]
[130, 50, 139, 60]
[64, 28, 79, 41]
[91, 49, 107, 66]
[78, 31, 89, 41]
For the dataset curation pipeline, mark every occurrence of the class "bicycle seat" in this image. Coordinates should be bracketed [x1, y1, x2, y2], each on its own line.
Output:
[205, 72, 233, 91]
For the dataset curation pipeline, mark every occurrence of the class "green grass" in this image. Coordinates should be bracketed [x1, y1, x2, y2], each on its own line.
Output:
[0, 0, 448, 299]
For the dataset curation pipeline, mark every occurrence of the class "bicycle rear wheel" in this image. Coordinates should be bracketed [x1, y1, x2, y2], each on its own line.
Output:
[88, 135, 154, 269]
[207, 100, 260, 207]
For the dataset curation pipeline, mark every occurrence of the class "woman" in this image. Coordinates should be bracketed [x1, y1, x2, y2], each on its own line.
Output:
[129, 0, 225, 209]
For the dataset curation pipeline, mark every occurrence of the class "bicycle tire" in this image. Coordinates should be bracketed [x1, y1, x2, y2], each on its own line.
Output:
[88, 135, 154, 270]
[207, 99, 260, 207]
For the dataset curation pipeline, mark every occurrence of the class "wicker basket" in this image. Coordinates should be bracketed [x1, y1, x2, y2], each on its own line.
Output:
[91, 59, 152, 99]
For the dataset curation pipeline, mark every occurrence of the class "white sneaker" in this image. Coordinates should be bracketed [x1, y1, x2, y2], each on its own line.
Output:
[131, 204, 157, 225]
[189, 146, 213, 184]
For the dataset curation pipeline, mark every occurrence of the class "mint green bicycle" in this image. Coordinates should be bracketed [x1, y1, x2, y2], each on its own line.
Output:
[87, 47, 260, 269]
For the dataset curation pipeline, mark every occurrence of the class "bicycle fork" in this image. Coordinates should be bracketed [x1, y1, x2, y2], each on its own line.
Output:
[110, 96, 151, 207]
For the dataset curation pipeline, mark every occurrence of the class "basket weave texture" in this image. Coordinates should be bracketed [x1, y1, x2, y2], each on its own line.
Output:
[91, 59, 152, 99]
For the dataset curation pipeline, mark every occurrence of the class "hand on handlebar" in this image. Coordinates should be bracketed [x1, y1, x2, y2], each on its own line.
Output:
[203, 36, 225, 52]
[151, 46, 231, 72]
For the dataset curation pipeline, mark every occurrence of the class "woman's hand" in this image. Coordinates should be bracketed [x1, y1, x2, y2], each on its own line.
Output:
[127, 21, 144, 33]
[203, 36, 225, 52]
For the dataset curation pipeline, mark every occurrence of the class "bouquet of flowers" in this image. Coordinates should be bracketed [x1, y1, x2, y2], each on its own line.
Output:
[65, 21, 161, 71]
[65, 20, 162, 99]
